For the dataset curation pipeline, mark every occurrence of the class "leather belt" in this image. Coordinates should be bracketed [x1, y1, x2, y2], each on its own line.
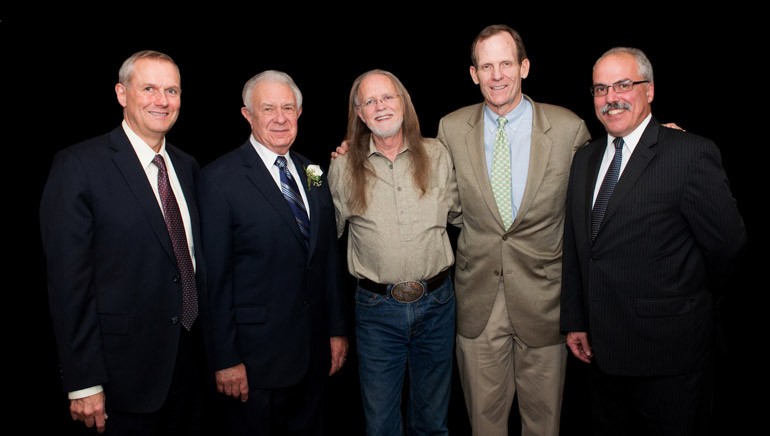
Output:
[358, 269, 450, 303]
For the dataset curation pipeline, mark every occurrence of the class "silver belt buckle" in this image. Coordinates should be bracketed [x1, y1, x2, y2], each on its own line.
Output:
[391, 281, 425, 303]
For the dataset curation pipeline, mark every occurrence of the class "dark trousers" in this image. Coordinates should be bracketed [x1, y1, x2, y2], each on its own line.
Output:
[590, 364, 713, 436]
[224, 370, 327, 436]
[83, 323, 207, 436]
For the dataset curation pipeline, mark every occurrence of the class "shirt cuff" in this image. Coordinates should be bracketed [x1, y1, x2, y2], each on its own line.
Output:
[68, 385, 104, 400]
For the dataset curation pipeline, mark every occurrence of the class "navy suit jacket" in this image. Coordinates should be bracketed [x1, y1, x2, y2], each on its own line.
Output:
[40, 126, 206, 412]
[197, 141, 346, 388]
[561, 118, 746, 376]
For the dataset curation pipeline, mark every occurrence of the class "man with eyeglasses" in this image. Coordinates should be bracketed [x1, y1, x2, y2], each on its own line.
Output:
[560, 47, 746, 435]
[328, 69, 461, 435]
[197, 70, 349, 435]
[435, 24, 591, 436]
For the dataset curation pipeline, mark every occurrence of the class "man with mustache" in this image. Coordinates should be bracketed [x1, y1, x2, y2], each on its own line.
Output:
[560, 47, 746, 435]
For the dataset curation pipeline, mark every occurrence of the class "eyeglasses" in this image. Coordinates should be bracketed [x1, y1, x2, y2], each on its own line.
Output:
[356, 93, 401, 110]
[590, 80, 649, 97]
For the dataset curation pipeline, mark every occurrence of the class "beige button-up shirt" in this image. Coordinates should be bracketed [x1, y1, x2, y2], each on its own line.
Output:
[328, 137, 461, 284]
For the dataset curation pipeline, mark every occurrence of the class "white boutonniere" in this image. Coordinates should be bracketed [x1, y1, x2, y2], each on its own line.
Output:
[305, 164, 323, 189]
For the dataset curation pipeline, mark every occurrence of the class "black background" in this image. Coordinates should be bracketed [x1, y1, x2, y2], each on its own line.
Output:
[4, 11, 760, 435]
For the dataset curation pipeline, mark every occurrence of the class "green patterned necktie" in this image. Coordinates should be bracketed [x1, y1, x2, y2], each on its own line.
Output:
[491, 116, 513, 228]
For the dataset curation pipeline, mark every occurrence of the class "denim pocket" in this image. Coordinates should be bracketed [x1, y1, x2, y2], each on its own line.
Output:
[355, 286, 385, 307]
[427, 278, 455, 305]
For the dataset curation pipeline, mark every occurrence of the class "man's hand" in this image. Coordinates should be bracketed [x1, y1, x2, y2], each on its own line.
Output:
[662, 122, 685, 131]
[329, 336, 349, 375]
[330, 140, 350, 160]
[70, 391, 108, 433]
[216, 363, 249, 402]
[565, 331, 593, 364]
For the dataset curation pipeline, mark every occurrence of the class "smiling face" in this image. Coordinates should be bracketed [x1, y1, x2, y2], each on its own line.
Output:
[355, 73, 404, 138]
[240, 80, 302, 155]
[592, 52, 654, 138]
[115, 58, 181, 150]
[470, 32, 530, 116]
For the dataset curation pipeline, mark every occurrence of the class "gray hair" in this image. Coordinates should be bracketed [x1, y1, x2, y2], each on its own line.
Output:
[118, 50, 178, 85]
[242, 70, 303, 112]
[595, 47, 654, 83]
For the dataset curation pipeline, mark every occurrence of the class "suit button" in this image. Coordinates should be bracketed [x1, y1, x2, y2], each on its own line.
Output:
[501, 235, 508, 241]
[171, 316, 179, 324]
[303, 300, 310, 307]
[173, 275, 181, 283]
[590, 257, 597, 263]
[494, 270, 500, 276]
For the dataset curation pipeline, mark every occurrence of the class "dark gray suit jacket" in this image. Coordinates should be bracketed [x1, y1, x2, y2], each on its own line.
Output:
[561, 118, 746, 376]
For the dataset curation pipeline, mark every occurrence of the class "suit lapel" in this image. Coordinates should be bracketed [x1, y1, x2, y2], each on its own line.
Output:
[240, 144, 307, 248]
[166, 147, 195, 217]
[601, 121, 658, 228]
[166, 146, 201, 254]
[290, 153, 319, 255]
[466, 105, 506, 228]
[515, 97, 551, 231]
[108, 128, 177, 263]
[585, 142, 605, 243]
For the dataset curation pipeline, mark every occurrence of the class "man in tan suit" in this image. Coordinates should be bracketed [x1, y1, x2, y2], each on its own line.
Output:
[436, 24, 590, 436]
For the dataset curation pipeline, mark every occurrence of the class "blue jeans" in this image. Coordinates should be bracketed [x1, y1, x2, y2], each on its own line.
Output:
[355, 275, 456, 436]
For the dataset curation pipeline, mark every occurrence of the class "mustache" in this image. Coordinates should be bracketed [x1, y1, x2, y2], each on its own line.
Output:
[600, 102, 631, 114]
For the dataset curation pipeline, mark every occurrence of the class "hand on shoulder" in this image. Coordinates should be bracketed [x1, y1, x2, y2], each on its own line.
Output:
[330, 140, 350, 160]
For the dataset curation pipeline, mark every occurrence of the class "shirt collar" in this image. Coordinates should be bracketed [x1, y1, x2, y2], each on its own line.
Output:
[122, 120, 167, 167]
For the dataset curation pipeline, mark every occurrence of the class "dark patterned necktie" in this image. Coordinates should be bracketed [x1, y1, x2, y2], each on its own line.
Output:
[152, 154, 198, 330]
[590, 137, 624, 241]
[275, 156, 310, 243]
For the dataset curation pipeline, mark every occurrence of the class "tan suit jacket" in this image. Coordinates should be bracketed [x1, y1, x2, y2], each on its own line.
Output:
[437, 95, 590, 346]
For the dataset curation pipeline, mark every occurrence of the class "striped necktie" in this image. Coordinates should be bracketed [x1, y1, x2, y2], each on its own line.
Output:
[590, 137, 624, 241]
[275, 156, 310, 243]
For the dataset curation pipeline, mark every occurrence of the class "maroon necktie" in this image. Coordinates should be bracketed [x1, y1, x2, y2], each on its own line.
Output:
[152, 154, 198, 330]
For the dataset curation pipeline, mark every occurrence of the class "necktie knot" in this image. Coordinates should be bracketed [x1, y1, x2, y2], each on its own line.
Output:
[497, 116, 508, 129]
[613, 136, 624, 150]
[152, 154, 167, 174]
[275, 155, 288, 169]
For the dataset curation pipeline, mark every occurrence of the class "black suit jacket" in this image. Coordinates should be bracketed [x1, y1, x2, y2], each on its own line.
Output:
[40, 126, 206, 412]
[561, 118, 746, 376]
[197, 142, 346, 388]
